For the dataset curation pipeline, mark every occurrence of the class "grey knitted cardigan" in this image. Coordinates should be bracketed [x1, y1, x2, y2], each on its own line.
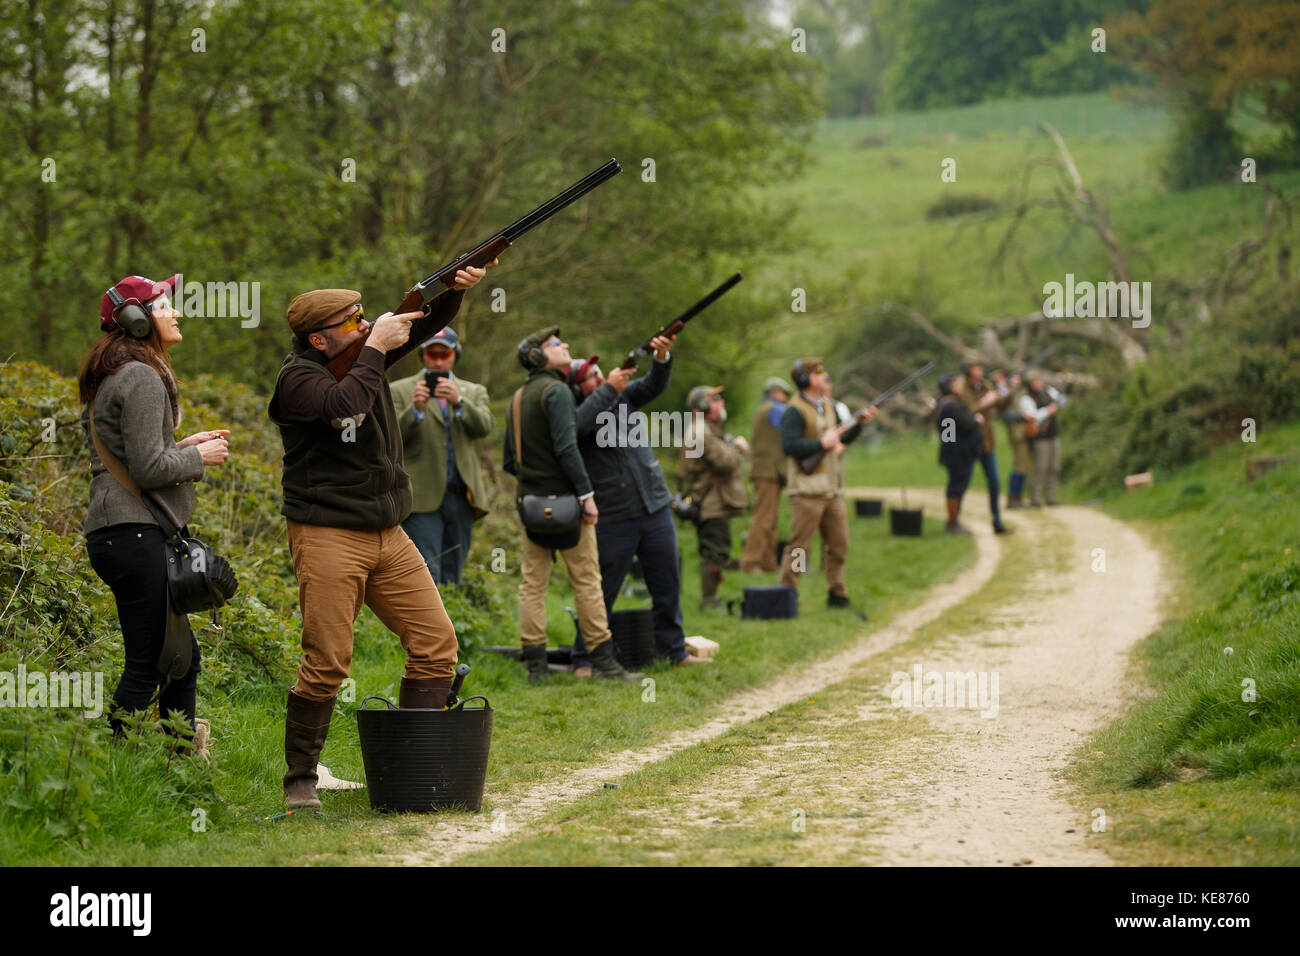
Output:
[82, 361, 205, 534]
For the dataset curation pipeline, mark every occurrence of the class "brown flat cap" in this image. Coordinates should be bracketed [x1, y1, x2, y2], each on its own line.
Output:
[286, 288, 360, 335]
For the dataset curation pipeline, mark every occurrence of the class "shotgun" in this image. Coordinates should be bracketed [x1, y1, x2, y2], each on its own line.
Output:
[796, 361, 935, 475]
[1004, 344, 1056, 382]
[327, 159, 623, 380]
[618, 272, 743, 370]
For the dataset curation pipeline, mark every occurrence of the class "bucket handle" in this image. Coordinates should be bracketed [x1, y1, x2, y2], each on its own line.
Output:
[451, 695, 491, 711]
[360, 695, 398, 711]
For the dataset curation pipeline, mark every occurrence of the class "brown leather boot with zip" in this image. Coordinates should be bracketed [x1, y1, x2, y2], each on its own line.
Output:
[284, 689, 336, 811]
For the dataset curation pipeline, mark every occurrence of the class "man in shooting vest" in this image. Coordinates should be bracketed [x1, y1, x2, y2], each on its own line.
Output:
[778, 358, 875, 609]
[1019, 370, 1067, 507]
[502, 326, 641, 684]
[391, 326, 494, 585]
[680, 385, 750, 608]
[267, 261, 488, 811]
[739, 377, 794, 573]
[959, 361, 1017, 534]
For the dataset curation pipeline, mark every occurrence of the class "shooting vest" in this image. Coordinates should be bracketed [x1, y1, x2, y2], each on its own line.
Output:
[1028, 387, 1060, 440]
[750, 398, 785, 483]
[784, 393, 842, 499]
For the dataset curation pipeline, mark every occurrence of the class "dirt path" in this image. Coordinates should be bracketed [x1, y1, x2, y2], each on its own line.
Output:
[384, 488, 1164, 866]
[857, 497, 1164, 865]
[390, 486, 997, 866]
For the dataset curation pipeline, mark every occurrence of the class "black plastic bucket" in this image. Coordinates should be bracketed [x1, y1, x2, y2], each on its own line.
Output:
[890, 507, 923, 536]
[855, 499, 883, 517]
[356, 695, 493, 812]
[609, 608, 655, 669]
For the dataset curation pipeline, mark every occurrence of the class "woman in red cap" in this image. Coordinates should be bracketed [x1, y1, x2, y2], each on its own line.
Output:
[77, 274, 231, 753]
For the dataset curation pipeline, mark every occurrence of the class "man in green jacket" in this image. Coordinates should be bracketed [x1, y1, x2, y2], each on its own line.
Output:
[739, 376, 792, 573]
[502, 326, 640, 684]
[392, 326, 494, 585]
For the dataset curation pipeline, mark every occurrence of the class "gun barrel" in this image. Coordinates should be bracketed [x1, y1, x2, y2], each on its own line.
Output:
[504, 159, 622, 241]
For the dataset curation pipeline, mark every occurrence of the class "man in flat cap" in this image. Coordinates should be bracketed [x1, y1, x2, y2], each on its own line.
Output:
[740, 376, 794, 573]
[779, 358, 875, 610]
[680, 384, 750, 608]
[503, 327, 641, 684]
[391, 326, 494, 586]
[267, 262, 489, 811]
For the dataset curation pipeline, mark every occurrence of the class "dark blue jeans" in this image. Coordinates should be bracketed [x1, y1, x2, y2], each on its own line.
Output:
[402, 489, 474, 585]
[977, 451, 1002, 525]
[572, 505, 688, 665]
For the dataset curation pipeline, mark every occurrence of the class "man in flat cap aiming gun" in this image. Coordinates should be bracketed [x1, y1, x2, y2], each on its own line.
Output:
[267, 263, 489, 811]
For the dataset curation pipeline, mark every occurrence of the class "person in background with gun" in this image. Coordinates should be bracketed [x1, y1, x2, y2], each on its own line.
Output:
[959, 361, 1018, 535]
[997, 369, 1033, 510]
[266, 263, 488, 811]
[1020, 370, 1068, 507]
[391, 327, 494, 585]
[565, 336, 705, 671]
[935, 373, 984, 534]
[680, 386, 750, 609]
[740, 377, 794, 573]
[778, 358, 875, 610]
[503, 327, 642, 684]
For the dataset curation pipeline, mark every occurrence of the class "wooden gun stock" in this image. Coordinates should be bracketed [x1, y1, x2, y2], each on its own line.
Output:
[325, 160, 622, 381]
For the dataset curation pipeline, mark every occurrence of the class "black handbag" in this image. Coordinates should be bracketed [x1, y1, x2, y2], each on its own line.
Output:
[89, 405, 237, 677]
[511, 385, 582, 541]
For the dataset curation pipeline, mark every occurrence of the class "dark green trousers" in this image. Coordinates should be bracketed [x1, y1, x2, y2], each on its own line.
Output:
[696, 516, 732, 567]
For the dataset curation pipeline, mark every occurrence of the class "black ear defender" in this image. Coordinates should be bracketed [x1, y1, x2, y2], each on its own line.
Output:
[517, 339, 545, 371]
[105, 288, 154, 339]
[792, 359, 811, 390]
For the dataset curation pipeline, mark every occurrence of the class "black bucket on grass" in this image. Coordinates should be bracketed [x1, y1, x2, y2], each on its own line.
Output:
[855, 499, 883, 517]
[890, 508, 923, 536]
[356, 695, 493, 812]
[609, 608, 655, 669]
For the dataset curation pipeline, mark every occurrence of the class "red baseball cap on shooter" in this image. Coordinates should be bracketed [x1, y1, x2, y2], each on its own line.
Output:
[99, 273, 180, 332]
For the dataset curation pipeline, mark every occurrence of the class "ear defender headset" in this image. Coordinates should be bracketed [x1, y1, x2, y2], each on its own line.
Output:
[792, 359, 813, 391]
[104, 288, 155, 339]
[517, 338, 546, 371]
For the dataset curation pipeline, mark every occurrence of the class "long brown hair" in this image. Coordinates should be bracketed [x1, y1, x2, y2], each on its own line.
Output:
[77, 320, 179, 418]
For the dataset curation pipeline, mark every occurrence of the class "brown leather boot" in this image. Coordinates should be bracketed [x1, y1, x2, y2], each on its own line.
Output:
[398, 676, 453, 709]
[945, 497, 970, 535]
[284, 689, 335, 811]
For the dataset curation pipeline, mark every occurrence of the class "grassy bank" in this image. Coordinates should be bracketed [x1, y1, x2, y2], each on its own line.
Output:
[1073, 420, 1300, 865]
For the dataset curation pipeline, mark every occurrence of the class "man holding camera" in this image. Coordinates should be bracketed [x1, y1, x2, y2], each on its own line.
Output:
[267, 262, 489, 811]
[502, 327, 641, 684]
[392, 327, 494, 585]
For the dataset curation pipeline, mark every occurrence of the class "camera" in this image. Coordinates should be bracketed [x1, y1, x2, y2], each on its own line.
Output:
[424, 369, 450, 388]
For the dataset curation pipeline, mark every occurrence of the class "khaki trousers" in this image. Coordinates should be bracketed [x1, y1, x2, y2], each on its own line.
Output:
[286, 520, 459, 700]
[1007, 423, 1033, 476]
[779, 494, 850, 597]
[1030, 437, 1061, 505]
[740, 478, 781, 572]
[518, 521, 611, 650]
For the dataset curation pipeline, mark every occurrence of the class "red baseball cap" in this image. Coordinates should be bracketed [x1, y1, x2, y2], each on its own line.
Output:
[567, 355, 600, 386]
[100, 273, 180, 332]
